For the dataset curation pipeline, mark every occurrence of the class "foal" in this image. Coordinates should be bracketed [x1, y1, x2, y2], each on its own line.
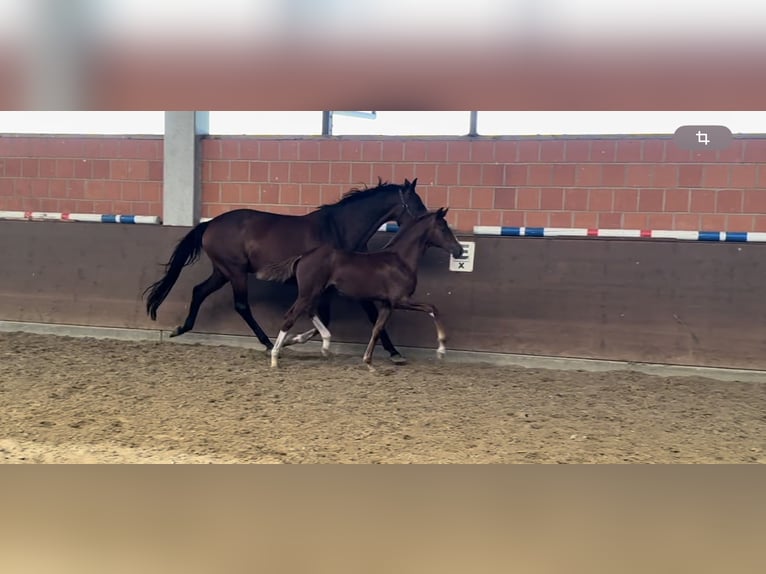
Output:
[264, 208, 464, 371]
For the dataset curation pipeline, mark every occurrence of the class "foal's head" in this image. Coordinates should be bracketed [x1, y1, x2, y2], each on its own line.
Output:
[422, 208, 464, 259]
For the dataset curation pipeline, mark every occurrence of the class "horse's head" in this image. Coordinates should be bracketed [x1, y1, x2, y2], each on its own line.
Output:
[393, 178, 428, 225]
[425, 207, 464, 259]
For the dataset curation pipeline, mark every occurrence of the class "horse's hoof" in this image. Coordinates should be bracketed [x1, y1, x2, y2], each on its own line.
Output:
[389, 354, 407, 365]
[168, 328, 183, 338]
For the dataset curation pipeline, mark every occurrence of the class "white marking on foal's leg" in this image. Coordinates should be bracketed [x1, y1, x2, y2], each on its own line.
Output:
[311, 315, 332, 356]
[288, 328, 317, 345]
[430, 312, 447, 358]
[270, 330, 289, 368]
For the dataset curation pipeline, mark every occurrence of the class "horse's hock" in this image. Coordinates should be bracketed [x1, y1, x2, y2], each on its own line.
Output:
[1, 219, 765, 371]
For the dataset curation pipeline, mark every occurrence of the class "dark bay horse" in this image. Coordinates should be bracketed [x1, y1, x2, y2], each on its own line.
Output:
[263, 208, 463, 371]
[143, 178, 428, 363]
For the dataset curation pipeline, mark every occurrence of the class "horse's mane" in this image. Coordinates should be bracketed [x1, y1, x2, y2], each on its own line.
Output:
[316, 178, 396, 212]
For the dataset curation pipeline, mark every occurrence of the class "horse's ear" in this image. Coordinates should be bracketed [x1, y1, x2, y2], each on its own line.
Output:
[437, 207, 449, 218]
[411, 177, 418, 189]
[403, 178, 411, 187]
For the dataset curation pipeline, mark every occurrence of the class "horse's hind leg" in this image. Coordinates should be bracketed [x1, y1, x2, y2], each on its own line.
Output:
[362, 303, 393, 372]
[169, 268, 228, 338]
[229, 272, 274, 350]
[359, 300, 406, 365]
[281, 291, 332, 348]
[271, 298, 312, 368]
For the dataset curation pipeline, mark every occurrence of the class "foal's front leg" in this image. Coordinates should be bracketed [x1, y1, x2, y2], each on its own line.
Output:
[394, 299, 448, 358]
[362, 303, 393, 372]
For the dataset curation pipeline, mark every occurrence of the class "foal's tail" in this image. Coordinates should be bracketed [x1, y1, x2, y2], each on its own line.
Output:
[143, 221, 210, 320]
[257, 254, 304, 283]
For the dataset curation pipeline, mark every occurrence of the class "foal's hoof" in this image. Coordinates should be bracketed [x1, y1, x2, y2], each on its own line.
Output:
[168, 327, 184, 338]
[389, 353, 407, 365]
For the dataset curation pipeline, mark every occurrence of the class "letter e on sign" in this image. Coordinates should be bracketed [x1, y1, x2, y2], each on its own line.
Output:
[449, 241, 474, 272]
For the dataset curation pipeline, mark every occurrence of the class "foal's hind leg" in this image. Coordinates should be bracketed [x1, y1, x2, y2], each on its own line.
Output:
[169, 268, 228, 338]
[359, 300, 407, 365]
[281, 291, 332, 347]
[362, 303, 393, 372]
[271, 298, 312, 368]
[230, 273, 274, 350]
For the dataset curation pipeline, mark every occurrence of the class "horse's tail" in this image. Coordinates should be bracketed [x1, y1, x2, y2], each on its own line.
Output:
[143, 221, 210, 320]
[256, 254, 304, 283]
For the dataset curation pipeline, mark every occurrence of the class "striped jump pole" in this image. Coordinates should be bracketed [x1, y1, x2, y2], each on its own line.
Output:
[0, 211, 161, 225]
[473, 225, 766, 243]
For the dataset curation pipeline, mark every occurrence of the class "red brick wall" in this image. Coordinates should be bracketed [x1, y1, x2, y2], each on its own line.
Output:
[3, 134, 766, 232]
[201, 136, 766, 232]
[0, 136, 163, 216]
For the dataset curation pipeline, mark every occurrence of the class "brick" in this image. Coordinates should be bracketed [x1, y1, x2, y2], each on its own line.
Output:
[201, 183, 219, 204]
[381, 141, 404, 162]
[589, 189, 613, 212]
[426, 185, 448, 207]
[601, 164, 625, 186]
[55, 159, 75, 178]
[637, 189, 664, 212]
[84, 180, 104, 200]
[448, 187, 471, 208]
[744, 139, 766, 162]
[700, 214, 726, 230]
[403, 141, 427, 161]
[564, 188, 588, 211]
[299, 140, 320, 161]
[540, 188, 564, 210]
[652, 165, 677, 187]
[678, 165, 703, 187]
[412, 163, 436, 185]
[220, 139, 239, 159]
[320, 185, 344, 205]
[309, 162, 330, 184]
[201, 161, 213, 182]
[702, 165, 728, 187]
[590, 140, 616, 162]
[373, 163, 395, 183]
[67, 180, 86, 199]
[665, 144, 691, 162]
[715, 189, 743, 213]
[91, 160, 110, 179]
[260, 183, 280, 204]
[340, 141, 362, 161]
[622, 213, 648, 229]
[230, 161, 249, 181]
[646, 213, 673, 229]
[642, 140, 664, 162]
[470, 140, 494, 162]
[239, 139, 260, 160]
[525, 211, 548, 227]
[350, 163, 371, 184]
[330, 162, 351, 183]
[393, 163, 416, 183]
[141, 182, 162, 203]
[38, 159, 56, 178]
[436, 164, 458, 185]
[753, 215, 766, 231]
[493, 187, 516, 209]
[528, 165, 552, 186]
[564, 140, 589, 162]
[73, 200, 95, 212]
[615, 140, 642, 162]
[517, 188, 540, 210]
[743, 190, 766, 213]
[290, 162, 311, 183]
[317, 140, 341, 161]
[572, 212, 598, 228]
[576, 165, 601, 186]
[506, 165, 527, 185]
[549, 211, 573, 227]
[691, 149, 717, 162]
[220, 183, 241, 204]
[501, 210, 524, 227]
[279, 141, 299, 161]
[3, 158, 21, 177]
[551, 164, 575, 186]
[494, 140, 517, 162]
[447, 141, 470, 162]
[209, 161, 229, 181]
[459, 164, 482, 185]
[717, 141, 743, 162]
[478, 209, 503, 226]
[625, 165, 653, 187]
[250, 161, 269, 182]
[425, 141, 448, 161]
[270, 162, 289, 183]
[38, 198, 60, 212]
[664, 188, 690, 212]
[613, 188, 638, 213]
[454, 209, 479, 233]
[690, 189, 716, 213]
[361, 141, 382, 161]
[598, 213, 622, 228]
[517, 140, 540, 162]
[240, 184, 260, 204]
[300, 184, 321, 206]
[73, 159, 91, 179]
[729, 165, 758, 188]
[47, 180, 68, 198]
[259, 141, 280, 160]
[471, 188, 495, 209]
[726, 214, 755, 231]
[673, 214, 700, 230]
[121, 182, 141, 201]
[22, 159, 39, 177]
[482, 164, 505, 186]
[540, 140, 565, 162]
